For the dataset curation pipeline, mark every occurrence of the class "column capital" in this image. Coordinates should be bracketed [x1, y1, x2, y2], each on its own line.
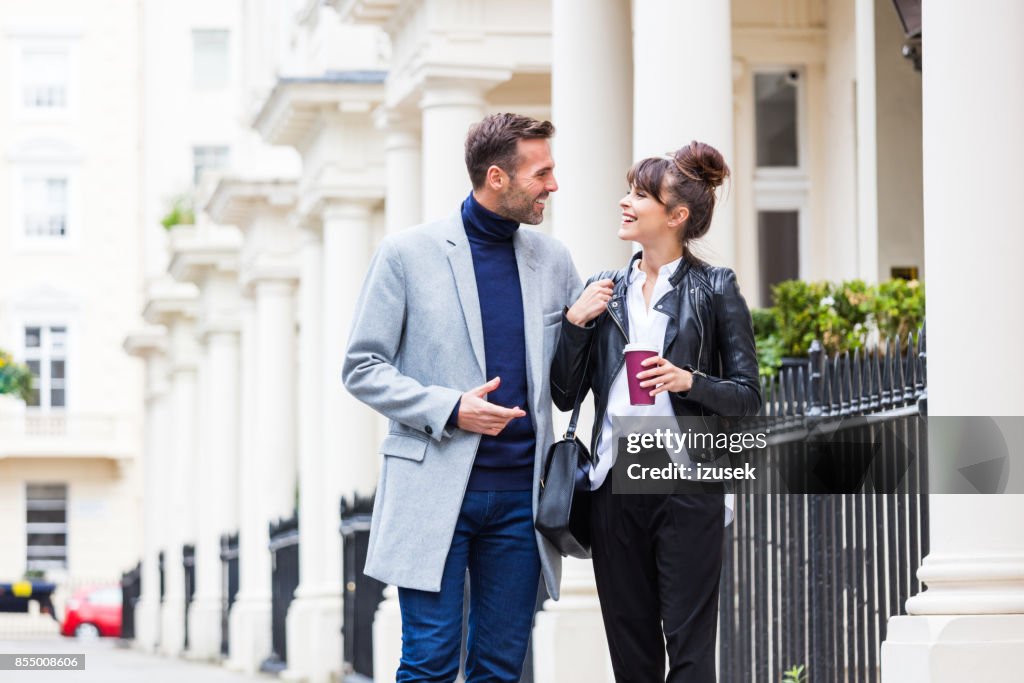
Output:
[123, 326, 168, 360]
[374, 105, 422, 153]
[168, 224, 243, 286]
[142, 277, 199, 327]
[373, 104, 419, 133]
[418, 69, 510, 110]
[198, 319, 242, 343]
[321, 198, 376, 224]
[250, 276, 299, 299]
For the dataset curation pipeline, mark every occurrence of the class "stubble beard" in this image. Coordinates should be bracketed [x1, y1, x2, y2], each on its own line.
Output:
[496, 184, 544, 225]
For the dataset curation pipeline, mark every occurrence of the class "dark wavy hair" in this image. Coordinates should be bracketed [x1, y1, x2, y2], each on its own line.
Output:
[465, 113, 555, 189]
[627, 140, 731, 262]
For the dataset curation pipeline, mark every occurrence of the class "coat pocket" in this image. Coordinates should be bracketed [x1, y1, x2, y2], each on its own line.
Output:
[543, 310, 563, 327]
[380, 433, 429, 462]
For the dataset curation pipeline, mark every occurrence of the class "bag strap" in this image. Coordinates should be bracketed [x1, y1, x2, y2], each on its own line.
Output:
[563, 323, 596, 441]
[563, 267, 623, 441]
[564, 389, 585, 440]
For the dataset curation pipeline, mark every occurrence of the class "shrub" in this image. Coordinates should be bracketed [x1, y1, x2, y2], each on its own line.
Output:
[771, 280, 870, 357]
[161, 194, 195, 230]
[753, 279, 925, 376]
[873, 278, 925, 342]
[0, 349, 33, 403]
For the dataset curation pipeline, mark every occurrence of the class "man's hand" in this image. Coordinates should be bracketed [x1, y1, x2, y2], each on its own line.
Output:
[457, 377, 527, 436]
[566, 278, 614, 327]
[637, 356, 694, 396]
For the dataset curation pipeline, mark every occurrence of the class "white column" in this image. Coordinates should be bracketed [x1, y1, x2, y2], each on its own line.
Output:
[230, 277, 298, 674]
[530, 6, 629, 681]
[632, 0, 736, 267]
[160, 316, 199, 657]
[881, 2, 1024, 681]
[551, 0, 634, 278]
[533, 559, 612, 683]
[854, 0, 880, 282]
[377, 109, 423, 233]
[133, 342, 170, 653]
[188, 272, 241, 660]
[323, 202, 378, 500]
[282, 224, 332, 683]
[287, 202, 379, 679]
[419, 79, 491, 221]
[227, 295, 259, 671]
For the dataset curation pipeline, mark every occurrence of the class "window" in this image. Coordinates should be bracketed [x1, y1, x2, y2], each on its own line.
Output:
[24, 325, 67, 409]
[192, 29, 230, 90]
[87, 588, 122, 606]
[757, 211, 800, 304]
[753, 68, 806, 305]
[26, 483, 68, 571]
[23, 176, 69, 238]
[192, 145, 230, 185]
[755, 72, 799, 167]
[22, 47, 69, 110]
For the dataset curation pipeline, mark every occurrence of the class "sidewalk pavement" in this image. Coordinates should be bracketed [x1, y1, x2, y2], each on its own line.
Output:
[0, 636, 275, 683]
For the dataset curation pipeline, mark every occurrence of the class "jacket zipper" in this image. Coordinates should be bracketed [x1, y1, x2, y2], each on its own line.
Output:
[692, 286, 705, 374]
[691, 286, 712, 441]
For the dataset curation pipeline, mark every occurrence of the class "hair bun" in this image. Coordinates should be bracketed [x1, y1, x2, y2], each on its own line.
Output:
[672, 141, 730, 190]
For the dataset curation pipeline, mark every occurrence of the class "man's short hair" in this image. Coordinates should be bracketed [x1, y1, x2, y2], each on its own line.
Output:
[464, 113, 555, 189]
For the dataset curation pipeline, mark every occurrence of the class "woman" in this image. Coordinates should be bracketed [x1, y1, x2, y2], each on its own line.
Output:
[551, 141, 761, 682]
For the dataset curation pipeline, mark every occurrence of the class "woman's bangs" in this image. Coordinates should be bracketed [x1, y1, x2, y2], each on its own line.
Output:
[626, 157, 667, 204]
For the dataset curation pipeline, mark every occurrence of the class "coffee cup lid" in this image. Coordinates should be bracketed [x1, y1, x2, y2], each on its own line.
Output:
[623, 343, 660, 354]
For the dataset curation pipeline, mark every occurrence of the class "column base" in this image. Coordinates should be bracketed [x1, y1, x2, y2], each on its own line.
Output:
[133, 595, 161, 652]
[158, 596, 186, 657]
[532, 560, 611, 683]
[372, 586, 402, 682]
[882, 614, 1024, 682]
[186, 595, 225, 661]
[280, 589, 343, 683]
[226, 595, 272, 674]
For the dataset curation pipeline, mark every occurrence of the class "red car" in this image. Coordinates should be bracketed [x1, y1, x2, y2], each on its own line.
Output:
[60, 586, 122, 638]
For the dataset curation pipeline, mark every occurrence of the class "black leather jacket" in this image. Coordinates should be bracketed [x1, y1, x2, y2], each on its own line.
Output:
[551, 252, 762, 454]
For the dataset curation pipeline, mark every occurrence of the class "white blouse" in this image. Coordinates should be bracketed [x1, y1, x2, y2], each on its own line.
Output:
[589, 256, 734, 526]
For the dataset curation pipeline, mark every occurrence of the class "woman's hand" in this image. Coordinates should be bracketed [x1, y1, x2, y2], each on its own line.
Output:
[637, 356, 693, 396]
[566, 278, 614, 327]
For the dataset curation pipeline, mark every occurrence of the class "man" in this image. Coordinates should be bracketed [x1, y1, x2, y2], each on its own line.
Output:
[343, 113, 582, 682]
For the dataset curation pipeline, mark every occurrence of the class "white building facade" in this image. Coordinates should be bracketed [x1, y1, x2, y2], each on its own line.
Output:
[0, 0, 144, 631]
[118, 0, 1023, 682]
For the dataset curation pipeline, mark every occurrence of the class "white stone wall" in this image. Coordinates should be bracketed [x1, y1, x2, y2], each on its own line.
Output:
[0, 0, 144, 583]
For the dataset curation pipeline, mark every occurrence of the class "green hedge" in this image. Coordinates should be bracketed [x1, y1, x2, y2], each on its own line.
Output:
[753, 278, 925, 376]
[0, 349, 33, 402]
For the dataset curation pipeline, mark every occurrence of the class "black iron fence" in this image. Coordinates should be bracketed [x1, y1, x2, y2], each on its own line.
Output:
[720, 329, 928, 683]
[340, 494, 386, 682]
[220, 532, 239, 657]
[183, 544, 195, 650]
[261, 513, 299, 674]
[120, 562, 141, 640]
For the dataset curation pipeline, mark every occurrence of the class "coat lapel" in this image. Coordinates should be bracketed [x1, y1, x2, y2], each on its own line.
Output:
[444, 213, 487, 378]
[514, 229, 543, 412]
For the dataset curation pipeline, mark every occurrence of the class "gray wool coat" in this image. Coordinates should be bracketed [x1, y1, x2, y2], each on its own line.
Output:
[341, 211, 583, 599]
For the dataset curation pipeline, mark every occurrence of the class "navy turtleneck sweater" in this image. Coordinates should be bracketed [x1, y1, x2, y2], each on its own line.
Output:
[459, 192, 536, 491]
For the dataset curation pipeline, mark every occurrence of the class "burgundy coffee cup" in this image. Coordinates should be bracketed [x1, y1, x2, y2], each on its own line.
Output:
[623, 343, 660, 406]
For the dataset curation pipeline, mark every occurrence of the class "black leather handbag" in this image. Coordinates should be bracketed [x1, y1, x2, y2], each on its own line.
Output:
[536, 389, 595, 559]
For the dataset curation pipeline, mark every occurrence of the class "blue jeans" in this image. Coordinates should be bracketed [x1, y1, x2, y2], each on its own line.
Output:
[397, 490, 541, 683]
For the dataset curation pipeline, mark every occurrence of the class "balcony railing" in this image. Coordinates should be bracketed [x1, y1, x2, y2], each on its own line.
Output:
[0, 412, 136, 459]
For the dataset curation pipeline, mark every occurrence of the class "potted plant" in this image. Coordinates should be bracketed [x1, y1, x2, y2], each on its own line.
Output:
[160, 193, 195, 230]
[0, 349, 33, 402]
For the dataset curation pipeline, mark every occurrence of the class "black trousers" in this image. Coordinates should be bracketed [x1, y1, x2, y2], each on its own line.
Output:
[590, 480, 725, 683]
